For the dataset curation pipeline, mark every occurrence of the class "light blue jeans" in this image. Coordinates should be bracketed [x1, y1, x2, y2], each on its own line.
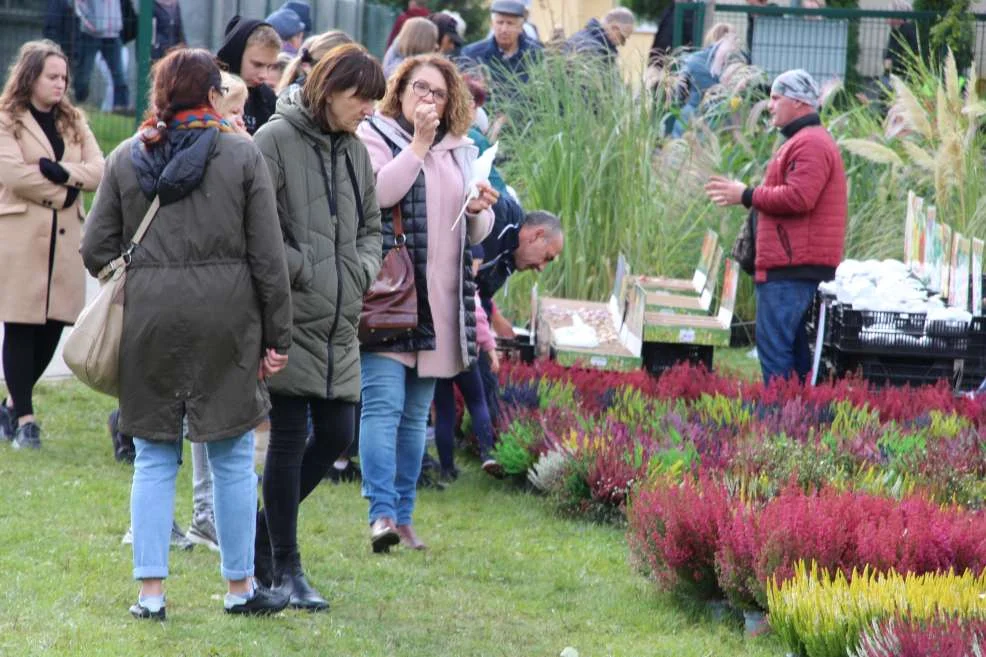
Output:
[132, 431, 256, 581]
[359, 352, 436, 526]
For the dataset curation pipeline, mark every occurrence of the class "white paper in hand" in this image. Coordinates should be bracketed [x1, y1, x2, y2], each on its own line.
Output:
[451, 142, 499, 231]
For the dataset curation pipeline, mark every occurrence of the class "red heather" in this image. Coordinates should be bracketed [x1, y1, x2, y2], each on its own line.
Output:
[628, 477, 732, 600]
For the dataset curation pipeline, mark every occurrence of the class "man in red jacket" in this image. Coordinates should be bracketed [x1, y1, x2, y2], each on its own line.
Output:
[705, 69, 847, 384]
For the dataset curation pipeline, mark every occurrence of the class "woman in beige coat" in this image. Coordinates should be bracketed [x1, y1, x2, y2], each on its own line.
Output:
[0, 40, 103, 449]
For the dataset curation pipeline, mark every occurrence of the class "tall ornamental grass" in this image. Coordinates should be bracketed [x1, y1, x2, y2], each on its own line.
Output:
[495, 57, 718, 316]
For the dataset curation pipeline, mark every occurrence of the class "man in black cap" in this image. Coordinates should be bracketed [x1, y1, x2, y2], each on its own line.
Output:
[430, 12, 464, 56]
[459, 0, 543, 90]
[216, 17, 282, 135]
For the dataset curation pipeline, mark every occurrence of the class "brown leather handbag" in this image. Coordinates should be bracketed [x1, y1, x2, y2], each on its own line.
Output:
[359, 204, 418, 345]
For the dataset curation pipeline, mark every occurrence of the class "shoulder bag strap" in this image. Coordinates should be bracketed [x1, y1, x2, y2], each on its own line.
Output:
[97, 196, 161, 282]
[130, 196, 162, 246]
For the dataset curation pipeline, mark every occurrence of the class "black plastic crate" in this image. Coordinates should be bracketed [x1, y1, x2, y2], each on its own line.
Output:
[830, 352, 960, 389]
[827, 305, 970, 358]
[642, 342, 714, 377]
[958, 317, 986, 392]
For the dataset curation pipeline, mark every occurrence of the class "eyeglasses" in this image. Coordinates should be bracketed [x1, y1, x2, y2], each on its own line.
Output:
[410, 80, 448, 103]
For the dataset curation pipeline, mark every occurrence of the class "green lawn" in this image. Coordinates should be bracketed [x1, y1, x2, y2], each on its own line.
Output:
[0, 380, 781, 657]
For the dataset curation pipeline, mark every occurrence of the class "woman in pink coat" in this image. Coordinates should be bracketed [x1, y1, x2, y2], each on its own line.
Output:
[356, 54, 497, 552]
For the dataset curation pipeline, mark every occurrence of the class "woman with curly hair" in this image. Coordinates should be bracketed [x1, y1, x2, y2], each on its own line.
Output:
[356, 54, 498, 552]
[0, 39, 103, 450]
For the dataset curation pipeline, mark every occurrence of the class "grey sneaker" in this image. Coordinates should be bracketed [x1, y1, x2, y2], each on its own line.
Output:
[170, 521, 194, 551]
[121, 522, 194, 551]
[12, 422, 41, 450]
[186, 516, 219, 552]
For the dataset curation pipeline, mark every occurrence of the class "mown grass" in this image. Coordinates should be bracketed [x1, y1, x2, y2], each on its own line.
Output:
[0, 379, 781, 657]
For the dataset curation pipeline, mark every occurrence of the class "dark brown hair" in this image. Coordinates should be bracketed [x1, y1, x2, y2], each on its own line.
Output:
[0, 40, 84, 144]
[142, 48, 223, 145]
[378, 55, 472, 137]
[302, 43, 386, 132]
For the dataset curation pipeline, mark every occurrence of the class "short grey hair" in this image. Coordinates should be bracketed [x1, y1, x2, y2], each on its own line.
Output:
[524, 210, 563, 236]
[603, 7, 636, 27]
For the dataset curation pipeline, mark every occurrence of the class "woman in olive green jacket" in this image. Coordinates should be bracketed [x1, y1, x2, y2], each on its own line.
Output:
[252, 43, 384, 610]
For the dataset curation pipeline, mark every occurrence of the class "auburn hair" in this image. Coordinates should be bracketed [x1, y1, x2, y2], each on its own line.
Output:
[0, 40, 84, 144]
[378, 55, 472, 137]
[302, 43, 385, 132]
[141, 48, 224, 146]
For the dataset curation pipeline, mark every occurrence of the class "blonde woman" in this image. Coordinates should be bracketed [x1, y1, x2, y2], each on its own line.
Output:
[276, 30, 353, 95]
[383, 17, 439, 77]
[217, 72, 249, 133]
[0, 40, 103, 449]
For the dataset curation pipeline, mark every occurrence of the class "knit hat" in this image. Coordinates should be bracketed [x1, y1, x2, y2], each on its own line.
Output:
[771, 69, 820, 108]
[282, 1, 311, 32]
[265, 7, 305, 40]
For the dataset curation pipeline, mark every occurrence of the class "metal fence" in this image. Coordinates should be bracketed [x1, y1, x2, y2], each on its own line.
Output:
[0, 0, 396, 140]
[673, 3, 986, 84]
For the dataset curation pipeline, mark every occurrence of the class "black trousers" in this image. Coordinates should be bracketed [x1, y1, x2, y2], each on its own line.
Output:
[258, 394, 356, 570]
[2, 321, 66, 419]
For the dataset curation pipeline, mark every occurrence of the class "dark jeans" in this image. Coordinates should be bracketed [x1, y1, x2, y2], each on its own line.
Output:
[73, 33, 128, 107]
[2, 321, 65, 419]
[477, 351, 500, 428]
[755, 279, 819, 385]
[258, 394, 355, 570]
[434, 362, 495, 468]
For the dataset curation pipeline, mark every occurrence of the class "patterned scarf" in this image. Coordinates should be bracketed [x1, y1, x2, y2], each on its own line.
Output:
[170, 107, 233, 132]
[138, 106, 233, 135]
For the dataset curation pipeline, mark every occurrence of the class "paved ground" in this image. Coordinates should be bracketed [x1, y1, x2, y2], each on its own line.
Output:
[0, 274, 99, 383]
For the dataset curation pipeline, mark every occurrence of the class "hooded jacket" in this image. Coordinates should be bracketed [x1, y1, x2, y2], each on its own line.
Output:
[217, 16, 278, 135]
[81, 127, 292, 442]
[254, 90, 383, 402]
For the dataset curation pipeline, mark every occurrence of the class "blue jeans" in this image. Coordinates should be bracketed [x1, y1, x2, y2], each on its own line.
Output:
[132, 432, 257, 581]
[359, 352, 436, 525]
[74, 33, 128, 107]
[755, 279, 819, 385]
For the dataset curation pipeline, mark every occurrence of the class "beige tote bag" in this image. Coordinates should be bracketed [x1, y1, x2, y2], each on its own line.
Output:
[64, 197, 160, 397]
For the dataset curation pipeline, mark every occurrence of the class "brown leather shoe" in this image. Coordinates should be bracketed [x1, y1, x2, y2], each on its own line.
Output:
[370, 517, 399, 553]
[396, 524, 427, 550]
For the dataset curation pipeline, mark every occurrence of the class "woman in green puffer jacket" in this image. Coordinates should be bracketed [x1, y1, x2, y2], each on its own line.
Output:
[252, 43, 384, 611]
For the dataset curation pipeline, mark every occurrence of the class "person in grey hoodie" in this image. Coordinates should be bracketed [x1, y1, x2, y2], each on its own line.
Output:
[252, 43, 384, 610]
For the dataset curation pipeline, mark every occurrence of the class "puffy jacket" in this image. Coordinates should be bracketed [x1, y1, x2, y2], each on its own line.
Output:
[81, 127, 292, 441]
[254, 90, 383, 402]
[748, 114, 847, 283]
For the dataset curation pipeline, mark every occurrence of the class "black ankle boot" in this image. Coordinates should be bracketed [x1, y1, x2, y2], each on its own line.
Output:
[253, 514, 274, 588]
[273, 557, 329, 612]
